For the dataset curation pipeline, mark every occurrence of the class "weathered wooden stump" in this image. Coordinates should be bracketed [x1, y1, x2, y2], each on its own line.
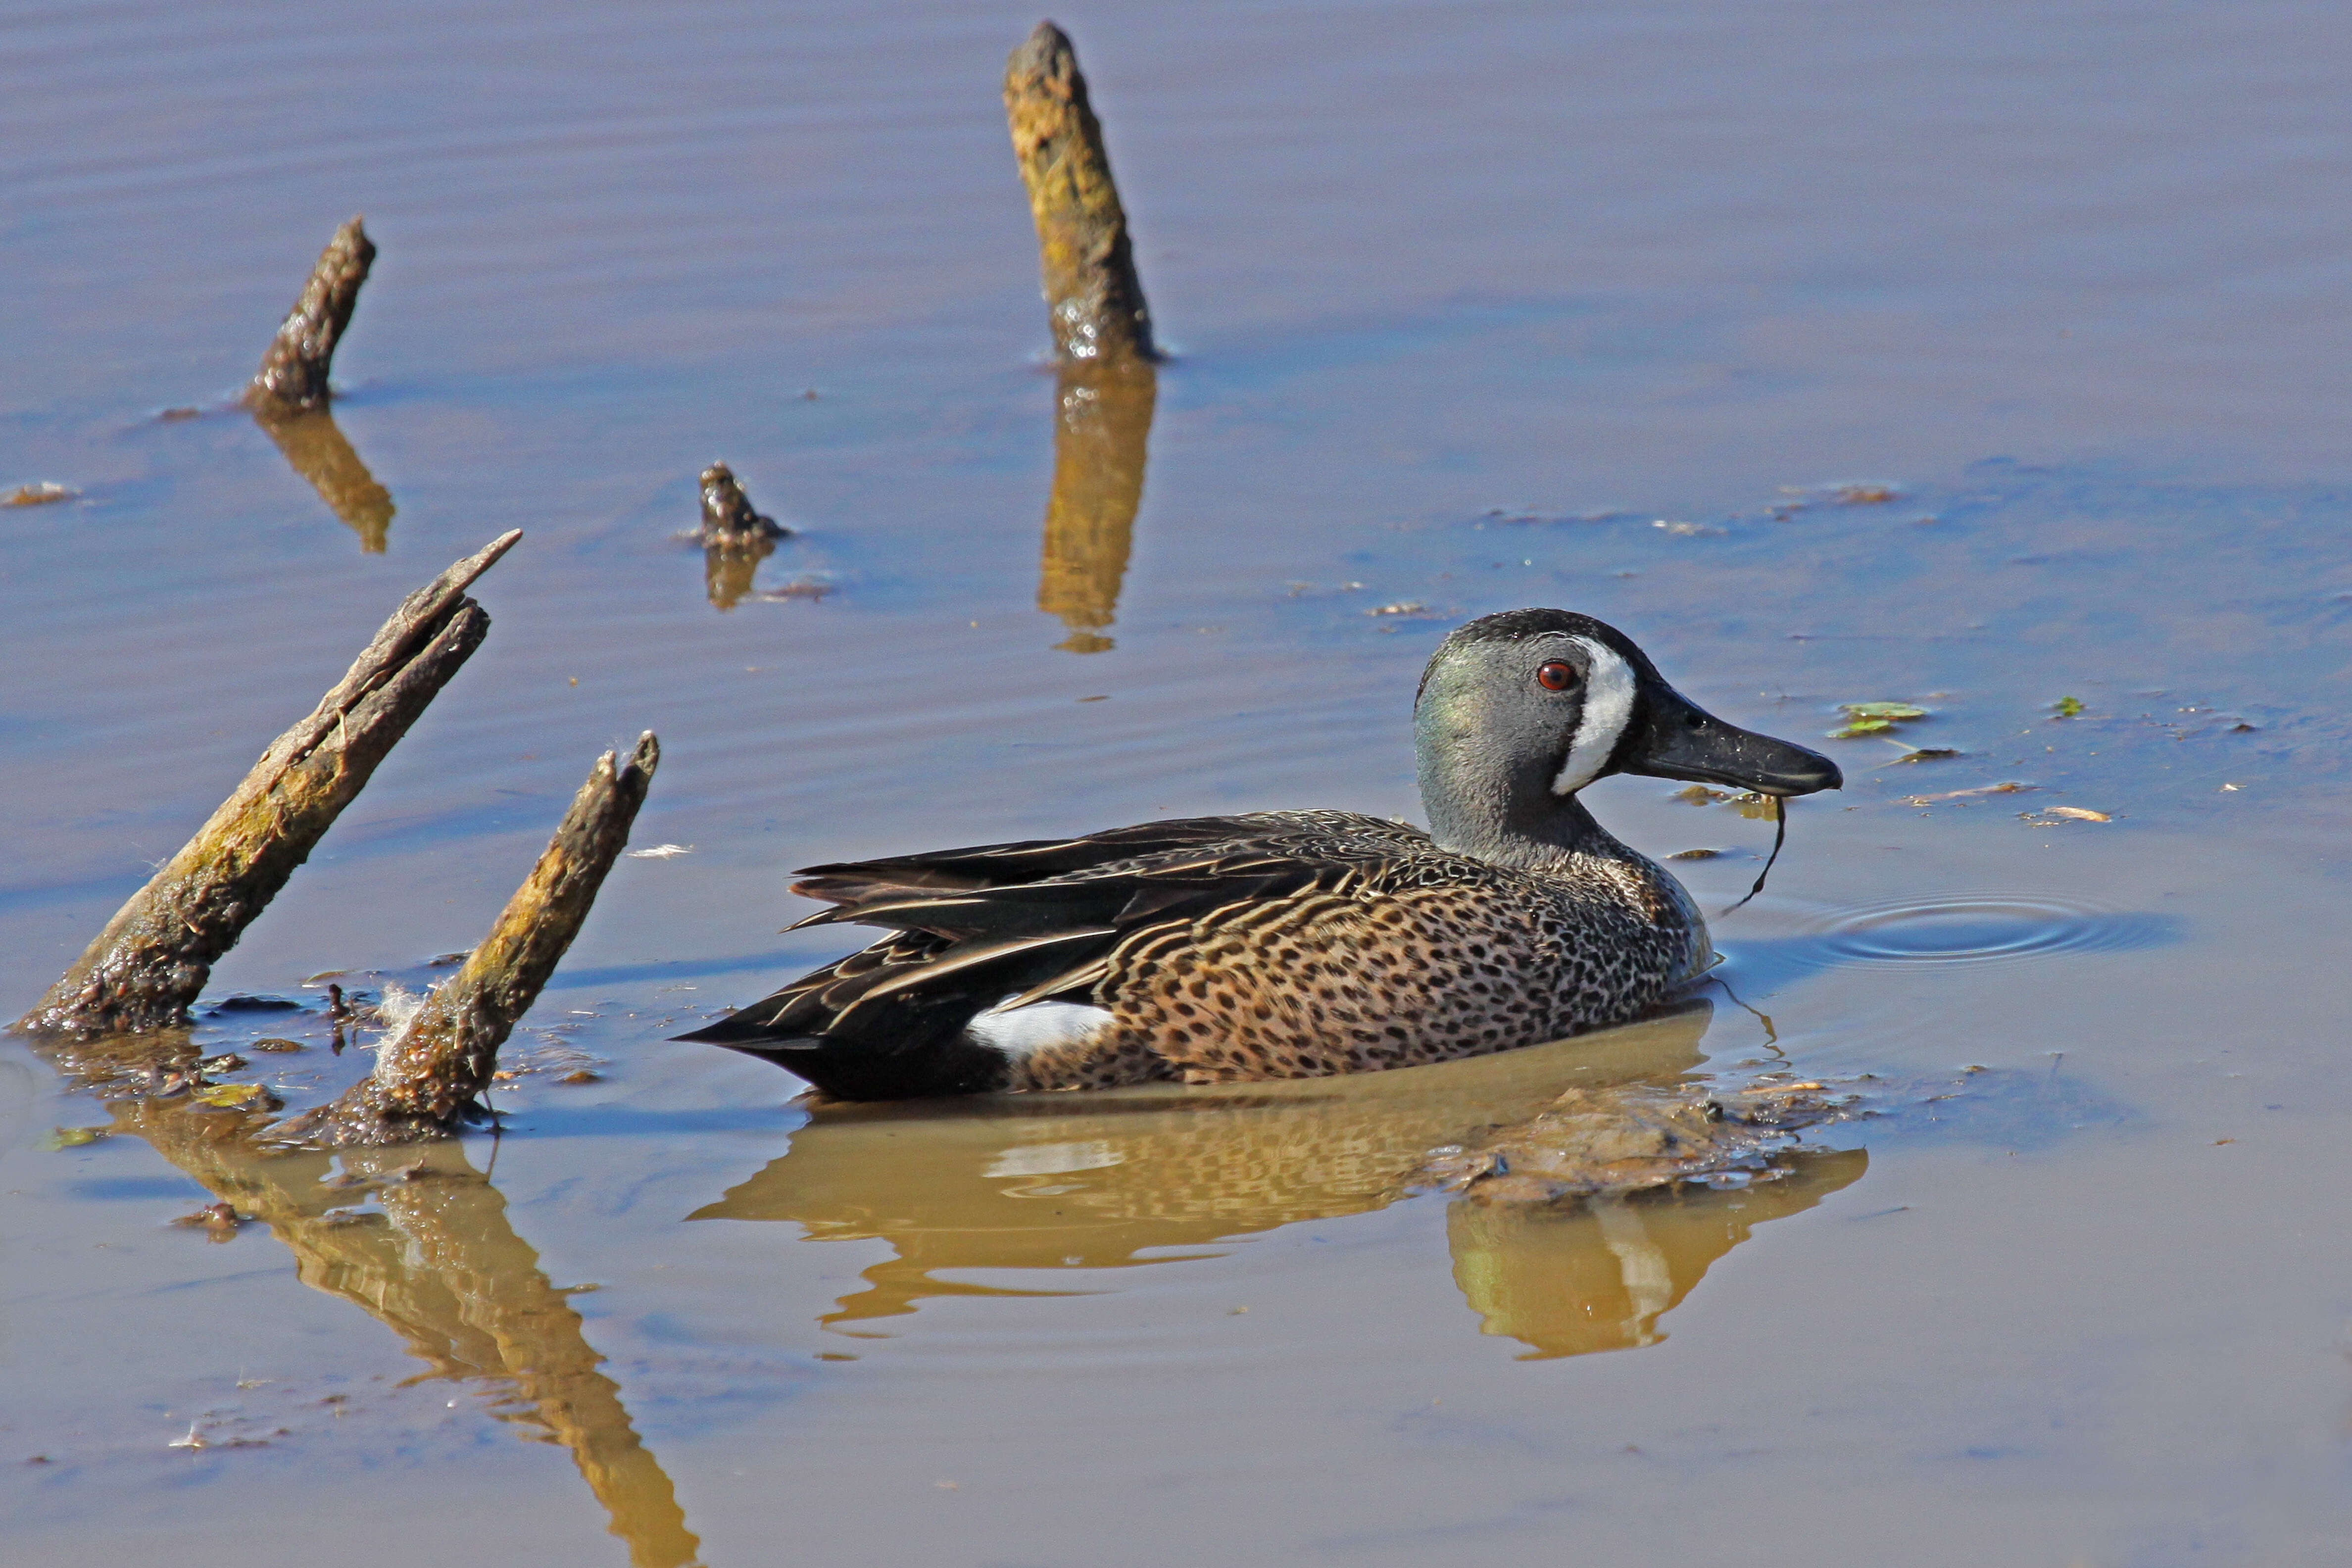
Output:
[14, 532, 520, 1035]
[276, 734, 660, 1145]
[247, 216, 376, 411]
[1005, 23, 1156, 364]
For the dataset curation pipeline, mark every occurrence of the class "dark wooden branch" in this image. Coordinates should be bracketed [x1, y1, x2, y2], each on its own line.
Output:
[14, 532, 522, 1036]
[279, 734, 659, 1146]
[248, 216, 376, 411]
[1004, 22, 1156, 364]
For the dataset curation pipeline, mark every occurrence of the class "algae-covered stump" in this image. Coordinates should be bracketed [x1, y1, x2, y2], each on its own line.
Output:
[15, 532, 521, 1036]
[247, 216, 376, 412]
[278, 734, 661, 1146]
[1005, 22, 1156, 364]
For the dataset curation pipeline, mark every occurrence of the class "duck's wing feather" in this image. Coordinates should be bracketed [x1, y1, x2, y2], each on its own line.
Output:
[677, 811, 1439, 1097]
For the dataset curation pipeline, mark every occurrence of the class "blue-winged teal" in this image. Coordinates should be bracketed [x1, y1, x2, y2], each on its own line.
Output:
[681, 609, 1840, 1100]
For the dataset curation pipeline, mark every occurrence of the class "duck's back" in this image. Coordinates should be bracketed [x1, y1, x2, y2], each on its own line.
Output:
[683, 809, 1711, 1099]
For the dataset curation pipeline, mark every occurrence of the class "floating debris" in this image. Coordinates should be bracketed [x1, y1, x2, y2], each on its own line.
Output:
[44, 1127, 109, 1150]
[170, 1202, 249, 1241]
[1671, 784, 1733, 805]
[1828, 701, 1928, 739]
[3, 482, 78, 507]
[2024, 805, 2112, 824]
[1889, 746, 1960, 764]
[1652, 520, 1726, 537]
[1901, 782, 2035, 805]
[250, 1037, 306, 1053]
[1365, 600, 1429, 617]
[627, 843, 693, 859]
[1418, 1078, 1855, 1202]
[1666, 848, 1732, 860]
[193, 1082, 282, 1111]
[2052, 695, 2085, 718]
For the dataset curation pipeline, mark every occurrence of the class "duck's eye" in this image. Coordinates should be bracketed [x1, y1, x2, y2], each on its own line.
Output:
[1536, 660, 1580, 692]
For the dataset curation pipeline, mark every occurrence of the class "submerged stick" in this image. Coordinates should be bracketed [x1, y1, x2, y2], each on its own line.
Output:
[247, 216, 376, 411]
[280, 734, 659, 1145]
[1004, 22, 1155, 363]
[15, 532, 521, 1036]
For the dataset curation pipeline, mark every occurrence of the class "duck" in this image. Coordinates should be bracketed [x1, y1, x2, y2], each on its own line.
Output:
[678, 608, 1840, 1101]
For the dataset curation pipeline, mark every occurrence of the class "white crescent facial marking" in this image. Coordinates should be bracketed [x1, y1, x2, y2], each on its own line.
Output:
[1551, 636, 1638, 795]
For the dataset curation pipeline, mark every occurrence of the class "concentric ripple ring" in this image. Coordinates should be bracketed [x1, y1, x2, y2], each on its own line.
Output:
[1811, 893, 2167, 968]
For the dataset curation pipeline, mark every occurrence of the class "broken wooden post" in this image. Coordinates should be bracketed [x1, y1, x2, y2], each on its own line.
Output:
[1037, 358, 1154, 651]
[247, 216, 376, 411]
[14, 532, 521, 1036]
[252, 405, 396, 551]
[277, 734, 659, 1145]
[1004, 22, 1156, 364]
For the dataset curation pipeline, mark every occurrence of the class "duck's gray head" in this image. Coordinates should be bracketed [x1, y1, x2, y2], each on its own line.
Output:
[1413, 609, 1840, 858]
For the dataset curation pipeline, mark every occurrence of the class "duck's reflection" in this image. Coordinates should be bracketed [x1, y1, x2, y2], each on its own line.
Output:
[695, 1004, 1864, 1357]
[1449, 1149, 1865, 1357]
[1036, 358, 1155, 652]
[251, 404, 395, 552]
[103, 1090, 702, 1568]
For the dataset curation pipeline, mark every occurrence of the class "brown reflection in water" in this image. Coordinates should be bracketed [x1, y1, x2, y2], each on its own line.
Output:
[1449, 1149, 1865, 1359]
[1037, 359, 1155, 653]
[696, 1005, 1858, 1357]
[81, 1077, 701, 1568]
[704, 536, 775, 611]
[251, 404, 395, 553]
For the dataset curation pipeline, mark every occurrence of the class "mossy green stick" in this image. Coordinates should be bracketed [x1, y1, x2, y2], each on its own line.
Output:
[1005, 22, 1156, 364]
[14, 531, 521, 1036]
[279, 734, 659, 1146]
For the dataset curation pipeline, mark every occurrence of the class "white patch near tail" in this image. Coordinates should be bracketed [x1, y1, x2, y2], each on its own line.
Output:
[966, 996, 1114, 1060]
[1552, 637, 1638, 795]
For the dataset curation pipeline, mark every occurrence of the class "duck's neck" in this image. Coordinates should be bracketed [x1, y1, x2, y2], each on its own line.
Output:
[1417, 744, 1630, 871]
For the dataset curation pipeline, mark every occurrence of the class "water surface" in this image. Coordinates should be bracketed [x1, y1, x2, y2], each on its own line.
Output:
[6, 2, 2352, 1564]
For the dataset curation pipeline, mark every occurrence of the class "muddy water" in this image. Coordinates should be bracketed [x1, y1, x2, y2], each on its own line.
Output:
[6, 1, 2352, 1563]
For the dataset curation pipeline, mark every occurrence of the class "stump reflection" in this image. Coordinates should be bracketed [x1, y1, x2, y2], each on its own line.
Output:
[67, 1072, 703, 1568]
[1037, 359, 1155, 652]
[252, 404, 395, 552]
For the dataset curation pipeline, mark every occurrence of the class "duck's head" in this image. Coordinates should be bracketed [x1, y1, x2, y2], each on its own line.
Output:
[1413, 609, 1840, 856]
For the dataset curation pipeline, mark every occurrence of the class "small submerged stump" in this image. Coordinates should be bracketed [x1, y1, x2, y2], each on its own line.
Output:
[247, 216, 376, 412]
[14, 532, 521, 1036]
[1005, 22, 1155, 364]
[697, 462, 789, 610]
[698, 462, 787, 547]
[277, 735, 660, 1146]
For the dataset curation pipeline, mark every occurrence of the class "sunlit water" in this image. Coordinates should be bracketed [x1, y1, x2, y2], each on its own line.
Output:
[6, 2, 2352, 1565]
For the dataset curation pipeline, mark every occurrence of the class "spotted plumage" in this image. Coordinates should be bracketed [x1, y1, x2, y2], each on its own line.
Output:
[680, 610, 1839, 1100]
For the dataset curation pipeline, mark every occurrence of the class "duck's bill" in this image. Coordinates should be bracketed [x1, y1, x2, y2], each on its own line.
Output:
[1618, 687, 1843, 797]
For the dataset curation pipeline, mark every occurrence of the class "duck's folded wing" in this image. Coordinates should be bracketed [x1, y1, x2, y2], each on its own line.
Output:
[785, 813, 1308, 911]
[679, 813, 1438, 1079]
